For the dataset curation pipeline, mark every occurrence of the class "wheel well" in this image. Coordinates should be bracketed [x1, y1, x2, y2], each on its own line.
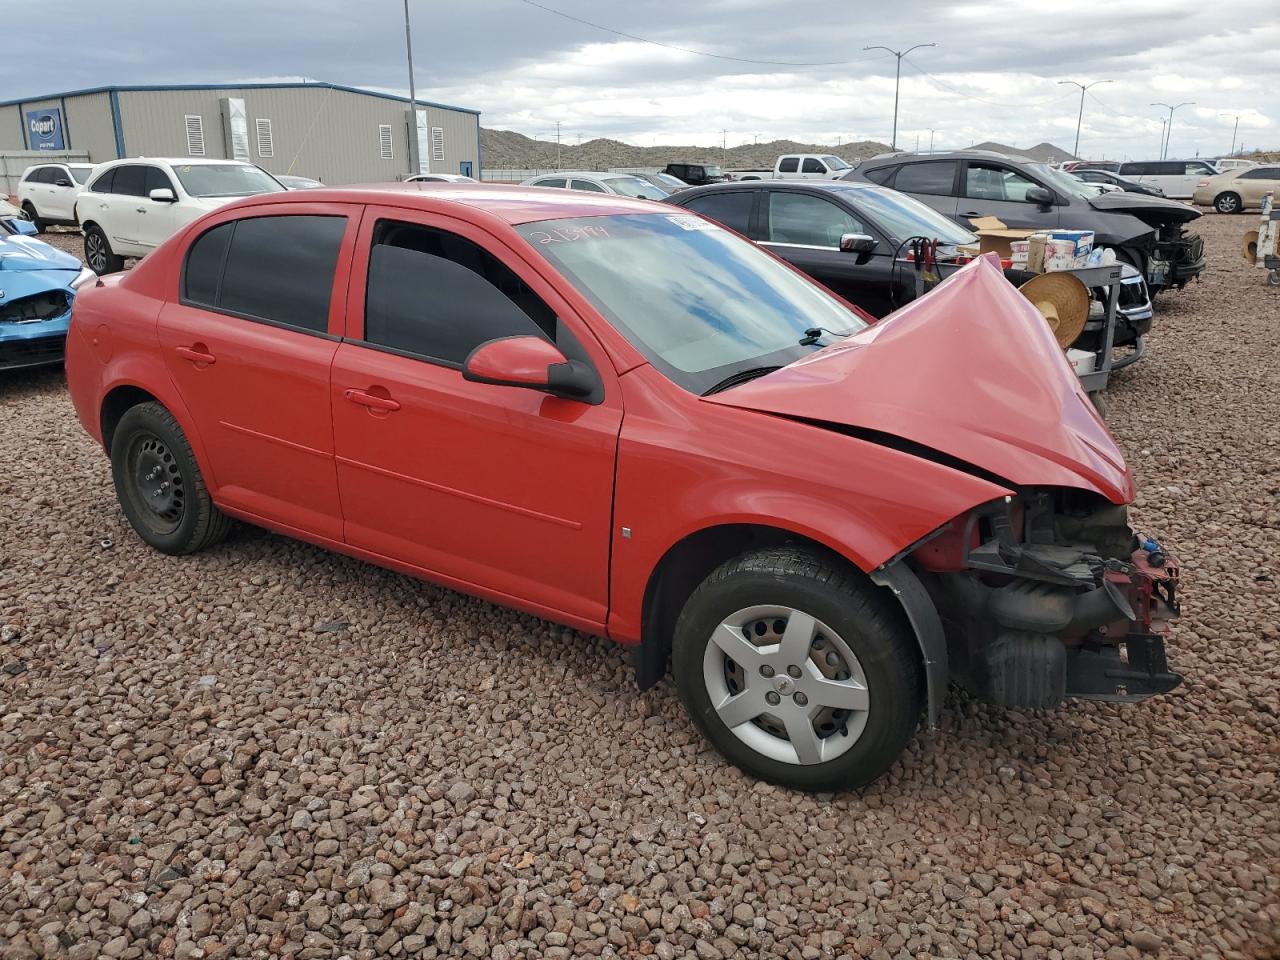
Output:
[101, 386, 159, 452]
[635, 524, 853, 689]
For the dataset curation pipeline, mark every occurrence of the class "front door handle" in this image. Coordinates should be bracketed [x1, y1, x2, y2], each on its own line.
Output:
[135, 207, 147, 214]
[344, 389, 401, 412]
[175, 345, 216, 365]
[960, 211, 984, 218]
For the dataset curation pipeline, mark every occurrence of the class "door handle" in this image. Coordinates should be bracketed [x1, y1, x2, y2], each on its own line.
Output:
[960, 211, 984, 218]
[135, 208, 147, 214]
[175, 345, 216, 365]
[344, 389, 400, 412]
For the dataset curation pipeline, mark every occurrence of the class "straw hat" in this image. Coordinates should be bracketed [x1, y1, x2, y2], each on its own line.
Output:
[1242, 230, 1259, 265]
[1018, 272, 1090, 348]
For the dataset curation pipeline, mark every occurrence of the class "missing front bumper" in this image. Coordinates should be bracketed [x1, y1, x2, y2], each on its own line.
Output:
[1066, 632, 1182, 703]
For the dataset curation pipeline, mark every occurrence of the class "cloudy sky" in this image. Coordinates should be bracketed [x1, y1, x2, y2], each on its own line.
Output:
[5, 0, 1276, 159]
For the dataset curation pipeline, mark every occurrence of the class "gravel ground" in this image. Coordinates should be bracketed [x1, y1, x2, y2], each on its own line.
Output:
[2, 217, 1277, 960]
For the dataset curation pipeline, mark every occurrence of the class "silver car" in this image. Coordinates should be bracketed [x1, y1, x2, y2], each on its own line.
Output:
[521, 171, 668, 200]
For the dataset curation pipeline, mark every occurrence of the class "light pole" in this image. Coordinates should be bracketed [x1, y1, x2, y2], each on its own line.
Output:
[1158, 118, 1166, 159]
[928, 128, 935, 152]
[1220, 113, 1240, 157]
[1057, 79, 1112, 159]
[1152, 102, 1193, 160]
[862, 42, 936, 151]
[403, 0, 420, 176]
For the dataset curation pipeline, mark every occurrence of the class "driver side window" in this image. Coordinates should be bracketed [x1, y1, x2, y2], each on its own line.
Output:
[964, 162, 1039, 202]
[765, 192, 864, 247]
[361, 220, 557, 366]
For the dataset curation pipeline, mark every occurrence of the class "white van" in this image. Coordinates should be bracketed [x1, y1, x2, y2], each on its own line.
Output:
[1116, 159, 1220, 200]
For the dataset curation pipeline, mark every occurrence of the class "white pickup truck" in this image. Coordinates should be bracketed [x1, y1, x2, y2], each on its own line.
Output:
[732, 154, 854, 181]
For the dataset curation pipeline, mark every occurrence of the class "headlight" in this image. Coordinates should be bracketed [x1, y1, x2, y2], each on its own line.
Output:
[70, 266, 98, 290]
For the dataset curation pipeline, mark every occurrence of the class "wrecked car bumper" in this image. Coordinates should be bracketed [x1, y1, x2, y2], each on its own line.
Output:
[0, 308, 71, 371]
[903, 490, 1181, 713]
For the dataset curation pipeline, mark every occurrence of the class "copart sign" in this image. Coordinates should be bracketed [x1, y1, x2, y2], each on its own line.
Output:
[26, 108, 66, 150]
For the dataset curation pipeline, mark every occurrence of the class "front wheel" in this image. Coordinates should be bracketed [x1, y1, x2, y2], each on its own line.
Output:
[673, 547, 923, 792]
[1213, 191, 1242, 215]
[84, 224, 124, 274]
[110, 402, 233, 555]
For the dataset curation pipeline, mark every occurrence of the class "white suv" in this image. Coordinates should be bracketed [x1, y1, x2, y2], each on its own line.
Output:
[76, 158, 285, 273]
[17, 162, 97, 230]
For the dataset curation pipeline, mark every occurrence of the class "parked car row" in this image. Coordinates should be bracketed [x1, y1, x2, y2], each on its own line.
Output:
[60, 183, 1183, 791]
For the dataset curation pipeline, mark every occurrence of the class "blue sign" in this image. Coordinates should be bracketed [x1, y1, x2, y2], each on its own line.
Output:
[26, 108, 66, 150]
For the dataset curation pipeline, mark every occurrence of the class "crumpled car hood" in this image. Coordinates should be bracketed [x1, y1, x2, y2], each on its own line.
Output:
[708, 256, 1135, 504]
[0, 233, 81, 272]
[1088, 190, 1201, 225]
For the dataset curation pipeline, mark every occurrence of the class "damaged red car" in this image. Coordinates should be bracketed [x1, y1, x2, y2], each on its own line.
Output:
[65, 185, 1181, 791]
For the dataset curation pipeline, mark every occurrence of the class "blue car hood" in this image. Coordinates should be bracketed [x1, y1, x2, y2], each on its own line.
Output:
[0, 233, 81, 273]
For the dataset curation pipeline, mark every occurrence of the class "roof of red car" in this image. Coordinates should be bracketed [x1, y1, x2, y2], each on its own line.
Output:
[246, 182, 663, 225]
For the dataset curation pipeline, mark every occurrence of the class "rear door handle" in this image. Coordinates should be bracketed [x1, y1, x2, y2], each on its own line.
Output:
[175, 345, 216, 365]
[960, 211, 984, 217]
[344, 389, 401, 412]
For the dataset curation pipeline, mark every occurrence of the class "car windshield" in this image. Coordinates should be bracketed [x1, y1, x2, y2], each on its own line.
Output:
[702, 165, 723, 178]
[172, 163, 285, 198]
[822, 156, 852, 171]
[605, 176, 668, 200]
[69, 165, 95, 184]
[518, 213, 868, 395]
[655, 173, 686, 189]
[839, 186, 976, 245]
[1028, 163, 1093, 201]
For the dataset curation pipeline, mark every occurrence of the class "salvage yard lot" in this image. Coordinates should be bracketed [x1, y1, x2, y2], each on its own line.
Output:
[1, 215, 1277, 958]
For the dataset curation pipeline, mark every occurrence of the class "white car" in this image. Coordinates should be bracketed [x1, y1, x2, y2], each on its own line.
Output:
[1115, 159, 1221, 200]
[16, 161, 97, 230]
[76, 158, 285, 274]
[405, 173, 477, 183]
[521, 171, 668, 200]
[773, 154, 854, 180]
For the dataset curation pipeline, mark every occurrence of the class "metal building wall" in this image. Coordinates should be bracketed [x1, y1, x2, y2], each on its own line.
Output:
[116, 86, 479, 185]
[64, 92, 119, 162]
[0, 105, 18, 150]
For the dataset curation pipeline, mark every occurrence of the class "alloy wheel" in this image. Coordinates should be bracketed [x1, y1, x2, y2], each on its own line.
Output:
[702, 605, 870, 765]
[86, 233, 107, 273]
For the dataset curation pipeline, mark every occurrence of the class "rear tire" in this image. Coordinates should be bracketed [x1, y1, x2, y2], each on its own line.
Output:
[84, 224, 124, 274]
[110, 402, 233, 555]
[1213, 191, 1242, 215]
[672, 546, 922, 792]
[20, 202, 44, 233]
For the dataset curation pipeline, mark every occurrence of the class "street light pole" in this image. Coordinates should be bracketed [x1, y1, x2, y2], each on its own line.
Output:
[1057, 79, 1112, 159]
[862, 42, 936, 151]
[403, 0, 419, 176]
[928, 128, 935, 152]
[1220, 113, 1240, 157]
[1151, 102, 1194, 160]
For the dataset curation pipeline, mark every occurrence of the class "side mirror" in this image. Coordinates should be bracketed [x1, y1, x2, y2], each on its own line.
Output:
[462, 335, 597, 400]
[54, 178, 73, 187]
[149, 187, 176, 203]
[839, 233, 878, 264]
[1025, 186, 1055, 209]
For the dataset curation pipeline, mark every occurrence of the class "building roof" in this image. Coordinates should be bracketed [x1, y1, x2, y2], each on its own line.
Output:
[0, 81, 479, 116]
[223, 181, 659, 225]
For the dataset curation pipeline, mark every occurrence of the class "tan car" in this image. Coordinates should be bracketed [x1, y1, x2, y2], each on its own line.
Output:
[1192, 165, 1280, 214]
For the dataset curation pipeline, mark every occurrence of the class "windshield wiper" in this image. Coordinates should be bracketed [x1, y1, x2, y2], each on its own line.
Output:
[702, 365, 782, 397]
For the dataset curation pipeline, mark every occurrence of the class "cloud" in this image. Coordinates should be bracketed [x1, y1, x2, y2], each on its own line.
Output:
[3, 0, 1275, 158]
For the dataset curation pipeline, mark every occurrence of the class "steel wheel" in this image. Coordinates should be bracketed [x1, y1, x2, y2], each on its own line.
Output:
[702, 604, 870, 765]
[123, 432, 186, 535]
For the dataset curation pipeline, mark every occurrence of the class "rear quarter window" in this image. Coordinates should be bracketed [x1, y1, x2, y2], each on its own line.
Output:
[862, 165, 898, 186]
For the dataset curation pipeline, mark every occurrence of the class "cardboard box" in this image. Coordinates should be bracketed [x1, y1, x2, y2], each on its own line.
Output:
[1048, 229, 1094, 262]
[967, 216, 1037, 259]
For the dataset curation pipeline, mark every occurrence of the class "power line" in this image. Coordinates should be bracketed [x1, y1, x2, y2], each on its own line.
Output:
[515, 0, 889, 67]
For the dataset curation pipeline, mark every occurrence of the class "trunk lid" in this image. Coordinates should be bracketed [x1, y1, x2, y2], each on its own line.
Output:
[707, 256, 1135, 503]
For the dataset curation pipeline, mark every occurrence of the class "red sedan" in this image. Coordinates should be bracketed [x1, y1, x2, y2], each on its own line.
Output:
[65, 184, 1181, 791]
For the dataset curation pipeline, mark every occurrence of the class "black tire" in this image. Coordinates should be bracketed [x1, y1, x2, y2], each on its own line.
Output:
[110, 402, 233, 555]
[672, 546, 923, 792]
[84, 224, 124, 274]
[1213, 191, 1242, 215]
[20, 202, 45, 233]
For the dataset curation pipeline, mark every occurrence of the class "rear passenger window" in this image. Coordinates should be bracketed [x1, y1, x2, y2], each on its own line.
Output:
[682, 191, 755, 234]
[778, 158, 799, 173]
[893, 161, 956, 196]
[571, 179, 607, 193]
[362, 220, 554, 365]
[182, 215, 346, 333]
[862, 166, 897, 186]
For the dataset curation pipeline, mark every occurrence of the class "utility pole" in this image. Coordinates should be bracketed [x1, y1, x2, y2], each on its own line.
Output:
[1057, 79, 1112, 159]
[928, 128, 935, 151]
[1152, 102, 1193, 160]
[555, 120, 561, 170]
[1220, 113, 1240, 157]
[862, 42, 936, 151]
[722, 130, 727, 167]
[403, 0, 420, 176]
[914, 134, 919, 152]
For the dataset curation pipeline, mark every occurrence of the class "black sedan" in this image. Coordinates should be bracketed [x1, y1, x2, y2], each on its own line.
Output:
[1073, 168, 1166, 198]
[667, 180, 977, 317]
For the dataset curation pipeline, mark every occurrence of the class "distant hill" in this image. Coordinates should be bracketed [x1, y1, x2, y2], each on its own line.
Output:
[480, 128, 891, 172]
[968, 141, 1077, 163]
